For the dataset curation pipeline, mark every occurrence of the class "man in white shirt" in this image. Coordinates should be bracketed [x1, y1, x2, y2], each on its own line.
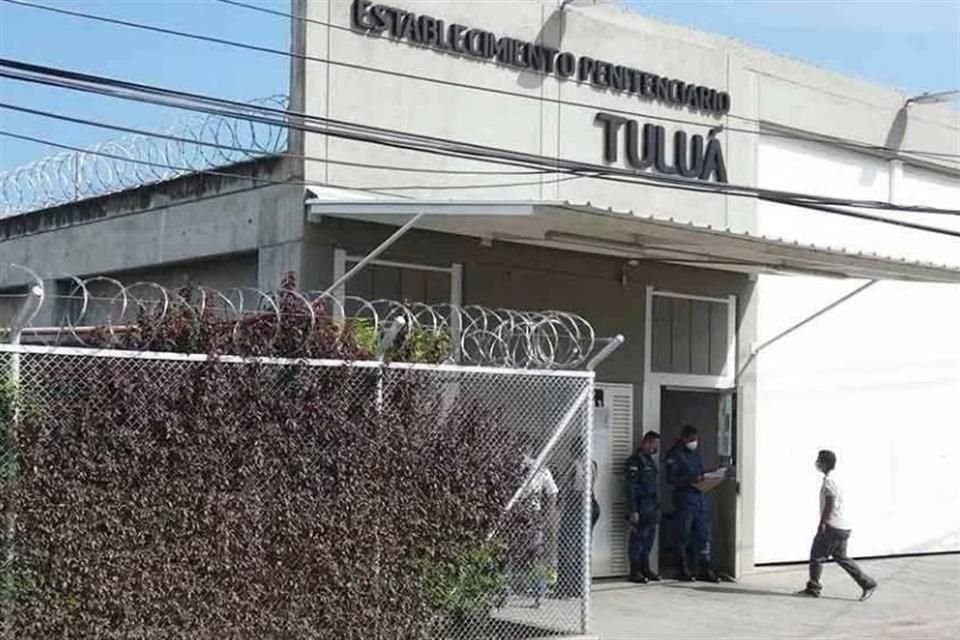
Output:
[523, 454, 560, 514]
[798, 449, 878, 601]
[503, 453, 559, 605]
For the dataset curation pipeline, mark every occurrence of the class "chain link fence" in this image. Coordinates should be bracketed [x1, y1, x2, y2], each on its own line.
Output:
[0, 343, 593, 639]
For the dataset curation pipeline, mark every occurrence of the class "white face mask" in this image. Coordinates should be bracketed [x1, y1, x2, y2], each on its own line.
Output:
[685, 440, 698, 451]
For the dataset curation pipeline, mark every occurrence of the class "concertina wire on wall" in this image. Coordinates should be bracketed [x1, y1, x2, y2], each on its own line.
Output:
[8, 275, 601, 370]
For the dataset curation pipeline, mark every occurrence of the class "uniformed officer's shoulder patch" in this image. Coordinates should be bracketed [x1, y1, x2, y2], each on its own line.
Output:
[665, 456, 676, 465]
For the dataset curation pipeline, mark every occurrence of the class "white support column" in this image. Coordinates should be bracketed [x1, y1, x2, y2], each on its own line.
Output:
[723, 294, 738, 380]
[332, 248, 347, 322]
[450, 263, 463, 362]
[889, 159, 904, 205]
[642, 286, 655, 431]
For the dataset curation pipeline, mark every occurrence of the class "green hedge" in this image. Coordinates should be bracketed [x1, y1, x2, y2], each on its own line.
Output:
[3, 280, 522, 639]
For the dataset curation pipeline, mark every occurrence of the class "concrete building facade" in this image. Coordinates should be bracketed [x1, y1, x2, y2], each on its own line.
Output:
[1, 0, 958, 577]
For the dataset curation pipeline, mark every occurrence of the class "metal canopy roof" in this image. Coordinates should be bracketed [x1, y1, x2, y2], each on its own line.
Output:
[305, 198, 960, 284]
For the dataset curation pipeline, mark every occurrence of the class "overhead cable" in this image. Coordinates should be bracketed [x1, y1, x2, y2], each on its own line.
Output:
[3, 58, 959, 222]
[3, 0, 957, 163]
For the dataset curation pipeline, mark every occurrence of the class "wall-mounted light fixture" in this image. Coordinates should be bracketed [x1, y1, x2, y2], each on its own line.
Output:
[905, 89, 960, 106]
[560, 0, 597, 10]
[622, 259, 640, 287]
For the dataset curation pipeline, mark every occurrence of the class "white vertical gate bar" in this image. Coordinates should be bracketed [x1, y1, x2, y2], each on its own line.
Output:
[581, 374, 595, 634]
[450, 263, 463, 363]
[332, 248, 347, 322]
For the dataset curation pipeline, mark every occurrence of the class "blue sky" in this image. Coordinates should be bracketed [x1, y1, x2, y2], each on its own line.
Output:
[0, 0, 957, 171]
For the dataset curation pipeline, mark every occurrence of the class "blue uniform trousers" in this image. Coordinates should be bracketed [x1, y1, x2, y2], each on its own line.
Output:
[675, 492, 711, 563]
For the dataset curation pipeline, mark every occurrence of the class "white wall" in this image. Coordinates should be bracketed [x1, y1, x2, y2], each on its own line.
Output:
[297, 0, 750, 228]
[755, 137, 960, 267]
[754, 139, 960, 562]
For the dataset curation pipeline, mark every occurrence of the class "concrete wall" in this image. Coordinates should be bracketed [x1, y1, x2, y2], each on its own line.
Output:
[296, 0, 752, 230]
[0, 254, 258, 334]
[0, 285, 27, 331]
[309, 216, 750, 424]
[0, 157, 305, 292]
[754, 140, 960, 563]
[293, 0, 958, 243]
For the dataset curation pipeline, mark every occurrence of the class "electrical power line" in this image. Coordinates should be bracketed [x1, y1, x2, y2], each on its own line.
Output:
[211, 0, 960, 163]
[0, 102, 552, 178]
[0, 130, 598, 195]
[4, 0, 958, 164]
[4, 57, 958, 226]
[4, 103, 960, 241]
[7, 128, 960, 252]
[203, 0, 960, 163]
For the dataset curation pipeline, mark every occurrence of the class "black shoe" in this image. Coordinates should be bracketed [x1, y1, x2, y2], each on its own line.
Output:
[859, 584, 877, 602]
[678, 572, 696, 582]
[640, 559, 661, 582]
[629, 573, 649, 584]
[700, 568, 721, 583]
[796, 588, 820, 598]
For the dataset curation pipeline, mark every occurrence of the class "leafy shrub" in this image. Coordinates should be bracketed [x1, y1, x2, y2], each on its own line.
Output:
[416, 543, 507, 624]
[3, 277, 525, 639]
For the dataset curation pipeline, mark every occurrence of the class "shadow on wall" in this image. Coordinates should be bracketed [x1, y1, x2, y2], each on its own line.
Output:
[517, 8, 566, 91]
[858, 105, 908, 188]
[884, 107, 909, 150]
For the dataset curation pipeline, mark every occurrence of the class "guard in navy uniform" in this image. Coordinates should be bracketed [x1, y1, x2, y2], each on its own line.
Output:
[665, 425, 720, 582]
[625, 431, 661, 583]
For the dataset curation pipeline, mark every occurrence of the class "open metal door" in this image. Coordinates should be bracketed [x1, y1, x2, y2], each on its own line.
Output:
[713, 389, 738, 577]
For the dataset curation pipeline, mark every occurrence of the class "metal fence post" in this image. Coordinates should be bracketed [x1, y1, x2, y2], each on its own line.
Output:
[2, 269, 44, 637]
[0, 277, 619, 638]
[581, 334, 623, 634]
[580, 373, 594, 635]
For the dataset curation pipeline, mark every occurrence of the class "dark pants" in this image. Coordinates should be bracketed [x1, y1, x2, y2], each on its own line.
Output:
[676, 504, 711, 567]
[628, 508, 658, 574]
[807, 526, 876, 594]
[629, 523, 657, 563]
[557, 494, 599, 597]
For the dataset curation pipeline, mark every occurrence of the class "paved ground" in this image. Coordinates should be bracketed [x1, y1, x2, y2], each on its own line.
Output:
[590, 554, 960, 640]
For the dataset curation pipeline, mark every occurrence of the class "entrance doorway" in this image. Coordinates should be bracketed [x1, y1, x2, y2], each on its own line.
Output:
[658, 387, 737, 577]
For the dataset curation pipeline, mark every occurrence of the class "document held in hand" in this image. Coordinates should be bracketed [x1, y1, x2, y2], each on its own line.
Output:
[693, 467, 729, 493]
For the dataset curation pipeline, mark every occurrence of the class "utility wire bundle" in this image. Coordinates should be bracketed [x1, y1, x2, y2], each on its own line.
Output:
[0, 0, 958, 239]
[2, 57, 959, 241]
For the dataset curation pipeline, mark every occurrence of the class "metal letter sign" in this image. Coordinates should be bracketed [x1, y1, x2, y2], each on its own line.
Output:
[349, 1, 731, 182]
[349, 0, 731, 116]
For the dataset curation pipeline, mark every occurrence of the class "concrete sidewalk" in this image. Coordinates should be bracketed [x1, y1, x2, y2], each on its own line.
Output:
[590, 554, 960, 640]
